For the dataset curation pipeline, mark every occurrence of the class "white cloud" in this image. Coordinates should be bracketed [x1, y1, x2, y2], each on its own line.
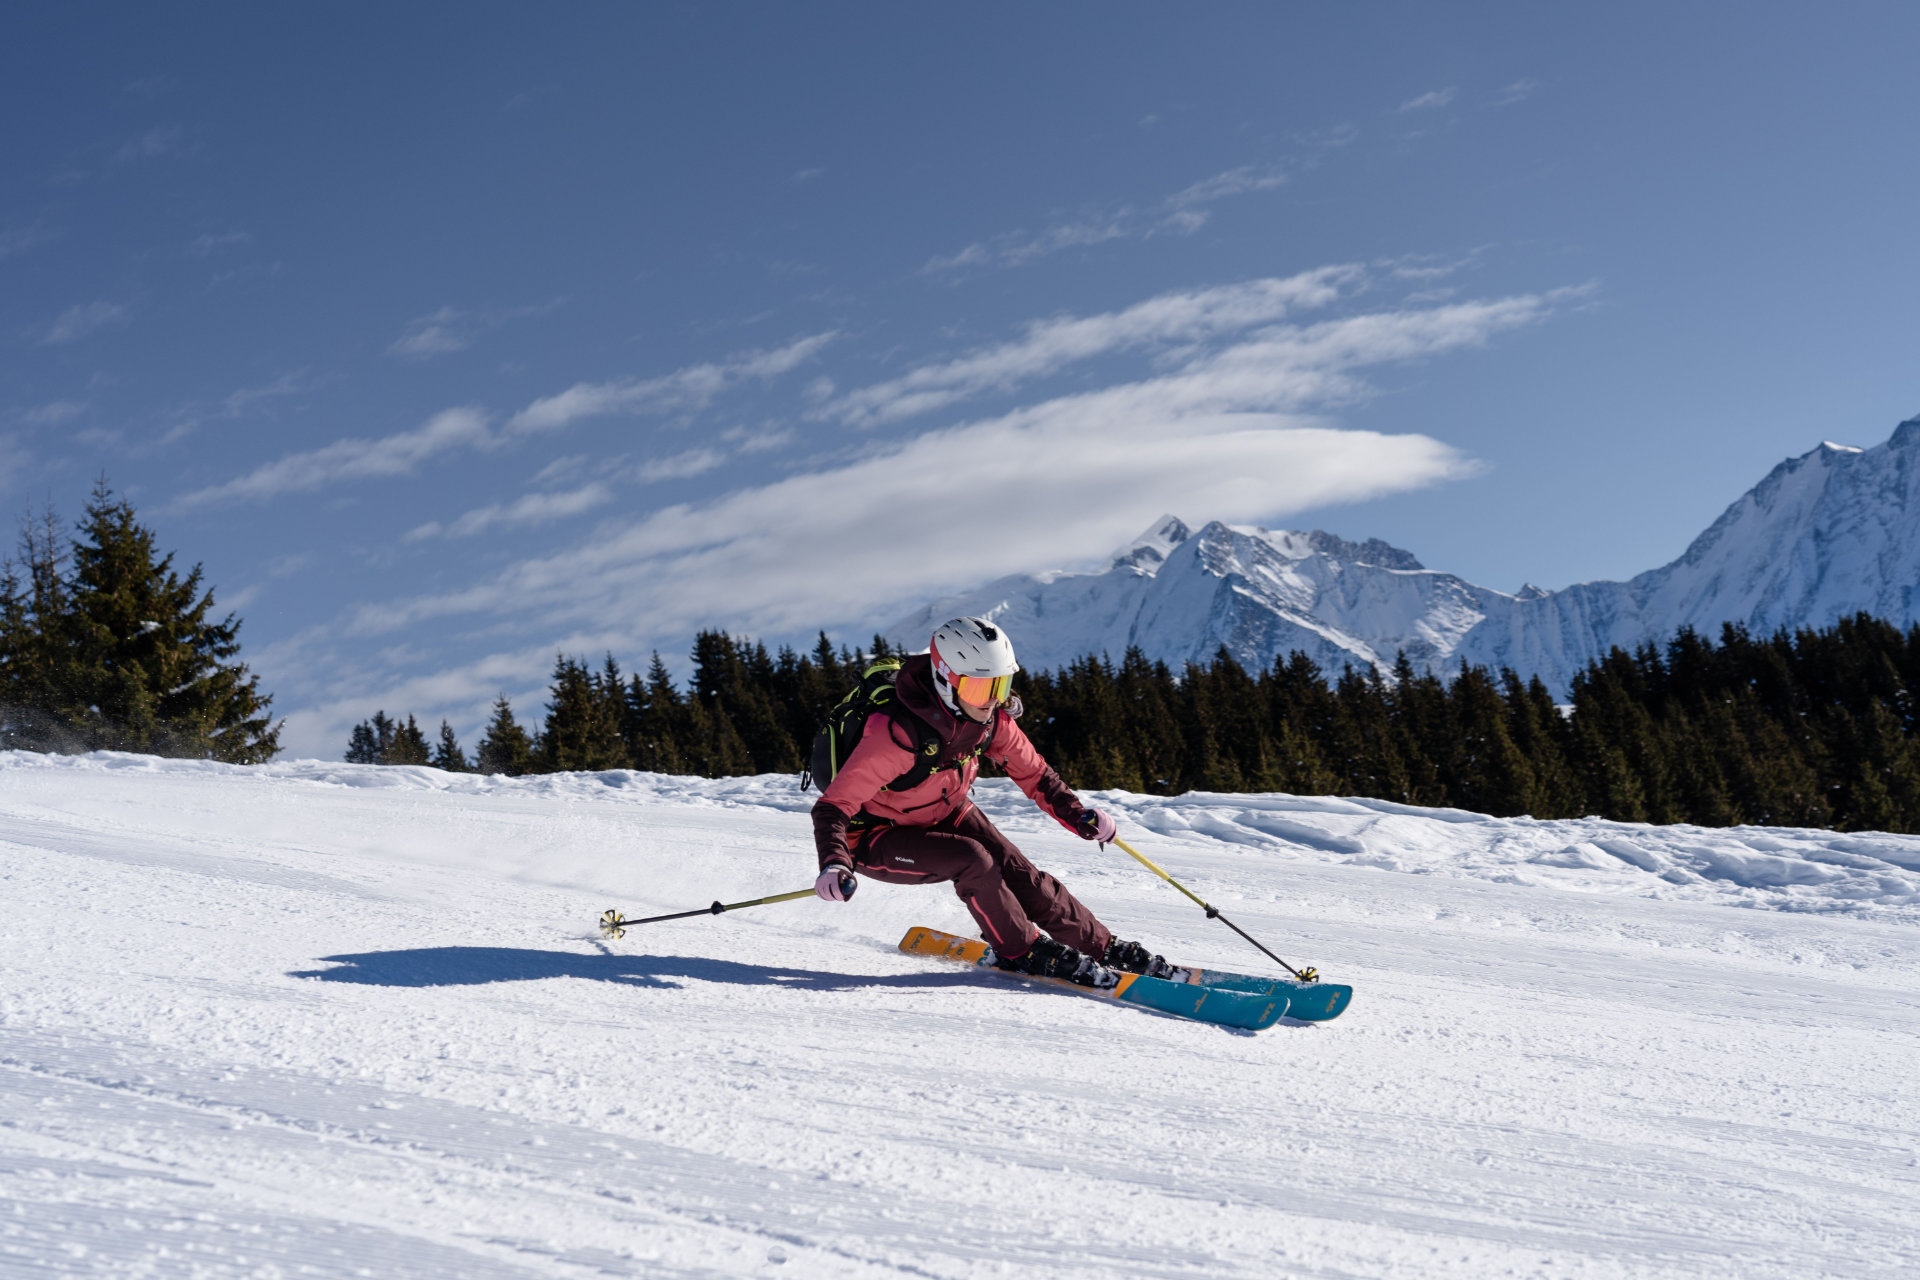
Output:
[506, 333, 834, 434]
[0, 225, 57, 260]
[44, 302, 130, 345]
[636, 448, 727, 484]
[388, 300, 566, 361]
[409, 482, 615, 541]
[531, 454, 592, 486]
[160, 371, 314, 445]
[1165, 164, 1289, 209]
[345, 284, 1561, 643]
[0, 433, 33, 490]
[389, 307, 471, 358]
[190, 230, 252, 256]
[1493, 79, 1540, 107]
[826, 266, 1364, 427]
[269, 635, 618, 760]
[1399, 87, 1458, 112]
[923, 159, 1303, 274]
[922, 243, 992, 273]
[217, 370, 310, 417]
[723, 425, 794, 454]
[923, 216, 1131, 274]
[184, 338, 820, 507]
[19, 400, 88, 427]
[180, 407, 492, 506]
[114, 125, 185, 161]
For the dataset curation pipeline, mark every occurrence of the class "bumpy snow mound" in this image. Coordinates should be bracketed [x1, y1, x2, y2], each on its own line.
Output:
[1097, 790, 1920, 920]
[893, 416, 1920, 695]
[25, 751, 1917, 919]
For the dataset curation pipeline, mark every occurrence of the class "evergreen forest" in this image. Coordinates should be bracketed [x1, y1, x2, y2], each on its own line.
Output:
[1, 483, 280, 762]
[349, 613, 1920, 833]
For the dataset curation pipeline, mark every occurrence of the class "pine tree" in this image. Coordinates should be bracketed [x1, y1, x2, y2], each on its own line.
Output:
[62, 482, 280, 760]
[538, 654, 627, 772]
[1436, 663, 1535, 816]
[0, 507, 74, 744]
[345, 717, 381, 763]
[1119, 649, 1184, 794]
[433, 719, 469, 772]
[386, 714, 430, 765]
[476, 696, 533, 775]
[0, 485, 279, 760]
[345, 711, 399, 763]
[1501, 672, 1582, 817]
[627, 653, 686, 773]
[1262, 652, 1338, 796]
[687, 631, 784, 773]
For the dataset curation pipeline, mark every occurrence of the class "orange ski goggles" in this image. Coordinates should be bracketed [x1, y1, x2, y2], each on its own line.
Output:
[952, 672, 1013, 708]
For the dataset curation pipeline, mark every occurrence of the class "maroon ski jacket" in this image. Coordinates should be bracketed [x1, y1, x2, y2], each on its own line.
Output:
[810, 653, 1094, 871]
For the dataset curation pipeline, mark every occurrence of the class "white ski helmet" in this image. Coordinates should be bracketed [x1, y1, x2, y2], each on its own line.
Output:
[929, 616, 1019, 716]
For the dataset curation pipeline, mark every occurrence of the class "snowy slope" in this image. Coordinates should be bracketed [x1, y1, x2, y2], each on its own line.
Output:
[892, 416, 1920, 693]
[5, 751, 1920, 1277]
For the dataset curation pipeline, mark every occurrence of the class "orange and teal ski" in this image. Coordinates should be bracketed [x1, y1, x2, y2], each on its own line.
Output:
[1172, 964, 1352, 1022]
[899, 927, 1290, 1031]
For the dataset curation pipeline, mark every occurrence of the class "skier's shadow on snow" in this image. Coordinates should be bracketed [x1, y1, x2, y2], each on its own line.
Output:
[290, 946, 983, 993]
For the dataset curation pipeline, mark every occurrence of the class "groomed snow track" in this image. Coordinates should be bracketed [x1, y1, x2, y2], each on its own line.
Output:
[3, 752, 1917, 1277]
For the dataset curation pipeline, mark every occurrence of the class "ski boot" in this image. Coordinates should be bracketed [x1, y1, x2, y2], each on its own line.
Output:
[992, 935, 1119, 989]
[1103, 938, 1185, 982]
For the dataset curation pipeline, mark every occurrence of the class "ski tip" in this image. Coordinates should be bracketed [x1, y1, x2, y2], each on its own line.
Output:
[1282, 983, 1352, 1022]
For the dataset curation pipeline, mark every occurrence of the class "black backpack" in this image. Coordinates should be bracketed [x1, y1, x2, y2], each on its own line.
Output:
[803, 659, 980, 795]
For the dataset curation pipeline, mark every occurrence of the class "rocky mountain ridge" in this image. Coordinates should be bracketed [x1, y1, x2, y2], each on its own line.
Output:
[888, 415, 1920, 694]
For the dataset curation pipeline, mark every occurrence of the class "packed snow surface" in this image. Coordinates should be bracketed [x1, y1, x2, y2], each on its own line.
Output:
[4, 751, 1919, 1277]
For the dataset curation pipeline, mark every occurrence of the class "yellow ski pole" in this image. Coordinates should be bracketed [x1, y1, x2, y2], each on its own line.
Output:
[599, 888, 817, 939]
[1110, 837, 1318, 983]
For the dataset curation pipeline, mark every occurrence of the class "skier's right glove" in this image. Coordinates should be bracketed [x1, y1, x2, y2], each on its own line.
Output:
[815, 864, 858, 902]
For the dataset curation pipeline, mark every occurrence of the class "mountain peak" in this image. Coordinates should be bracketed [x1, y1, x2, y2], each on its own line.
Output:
[1109, 514, 1193, 573]
[891, 418, 1920, 697]
[1302, 530, 1425, 571]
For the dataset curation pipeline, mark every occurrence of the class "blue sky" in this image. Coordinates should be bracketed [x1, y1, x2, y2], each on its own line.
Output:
[4, 3, 1917, 757]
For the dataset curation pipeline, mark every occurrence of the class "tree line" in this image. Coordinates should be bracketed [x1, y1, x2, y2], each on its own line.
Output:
[1, 483, 279, 762]
[352, 613, 1920, 833]
[347, 631, 902, 777]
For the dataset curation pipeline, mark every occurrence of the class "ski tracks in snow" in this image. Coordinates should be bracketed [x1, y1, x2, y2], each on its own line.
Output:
[2, 752, 1920, 1277]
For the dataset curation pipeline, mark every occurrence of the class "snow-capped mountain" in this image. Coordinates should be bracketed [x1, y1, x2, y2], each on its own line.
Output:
[890, 415, 1920, 693]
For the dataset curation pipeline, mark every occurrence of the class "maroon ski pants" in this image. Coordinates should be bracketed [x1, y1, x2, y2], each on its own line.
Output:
[853, 805, 1111, 960]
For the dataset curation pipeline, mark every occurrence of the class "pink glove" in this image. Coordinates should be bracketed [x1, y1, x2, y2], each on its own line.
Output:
[1074, 808, 1118, 843]
[815, 864, 857, 902]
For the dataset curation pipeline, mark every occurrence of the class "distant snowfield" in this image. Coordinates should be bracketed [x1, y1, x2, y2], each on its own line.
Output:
[3, 752, 1918, 1278]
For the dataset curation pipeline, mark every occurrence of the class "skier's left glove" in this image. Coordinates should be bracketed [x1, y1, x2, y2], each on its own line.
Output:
[1073, 808, 1118, 844]
[815, 864, 858, 902]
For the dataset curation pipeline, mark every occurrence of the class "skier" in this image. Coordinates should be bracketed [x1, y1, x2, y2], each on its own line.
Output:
[810, 616, 1174, 988]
